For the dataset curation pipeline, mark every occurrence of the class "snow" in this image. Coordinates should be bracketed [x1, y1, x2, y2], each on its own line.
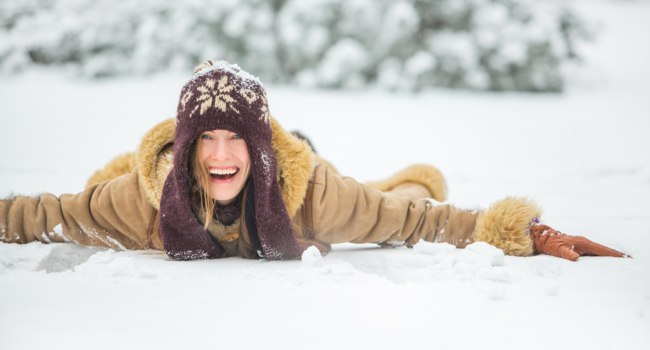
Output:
[316, 38, 369, 87]
[301, 245, 323, 266]
[377, 0, 420, 52]
[1, 0, 586, 91]
[192, 60, 263, 90]
[1, 1, 650, 349]
[404, 51, 436, 77]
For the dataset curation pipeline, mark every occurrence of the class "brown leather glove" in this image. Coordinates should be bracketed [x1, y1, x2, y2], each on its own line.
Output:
[530, 223, 629, 261]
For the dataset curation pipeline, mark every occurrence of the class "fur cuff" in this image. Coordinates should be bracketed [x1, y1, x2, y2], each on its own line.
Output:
[473, 197, 541, 256]
[365, 164, 447, 202]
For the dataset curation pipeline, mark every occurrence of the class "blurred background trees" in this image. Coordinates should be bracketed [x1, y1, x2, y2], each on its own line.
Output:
[0, 0, 590, 92]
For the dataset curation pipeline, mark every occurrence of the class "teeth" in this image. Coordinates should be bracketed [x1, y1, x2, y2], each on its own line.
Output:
[209, 168, 237, 175]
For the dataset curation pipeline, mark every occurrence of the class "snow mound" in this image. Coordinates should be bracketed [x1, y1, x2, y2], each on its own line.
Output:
[301, 245, 323, 266]
[36, 244, 105, 273]
[463, 241, 505, 267]
[411, 241, 514, 284]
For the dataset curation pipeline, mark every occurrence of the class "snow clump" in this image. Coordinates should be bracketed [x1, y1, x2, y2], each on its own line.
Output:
[301, 245, 323, 266]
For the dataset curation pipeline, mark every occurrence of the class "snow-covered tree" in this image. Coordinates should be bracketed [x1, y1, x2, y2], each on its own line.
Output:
[0, 0, 590, 92]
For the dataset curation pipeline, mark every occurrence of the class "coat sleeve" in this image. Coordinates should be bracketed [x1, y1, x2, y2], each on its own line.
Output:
[0, 169, 157, 250]
[306, 164, 470, 246]
[305, 164, 540, 256]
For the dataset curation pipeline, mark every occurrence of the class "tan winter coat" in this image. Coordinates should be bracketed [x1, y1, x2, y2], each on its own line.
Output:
[0, 118, 540, 258]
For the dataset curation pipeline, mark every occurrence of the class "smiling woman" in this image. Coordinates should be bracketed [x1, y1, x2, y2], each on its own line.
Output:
[0, 60, 628, 262]
[192, 129, 252, 229]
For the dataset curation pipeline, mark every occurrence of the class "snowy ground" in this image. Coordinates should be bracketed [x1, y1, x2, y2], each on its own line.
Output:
[1, 1, 649, 349]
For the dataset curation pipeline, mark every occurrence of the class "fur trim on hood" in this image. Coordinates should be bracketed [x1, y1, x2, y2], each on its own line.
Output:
[136, 118, 176, 211]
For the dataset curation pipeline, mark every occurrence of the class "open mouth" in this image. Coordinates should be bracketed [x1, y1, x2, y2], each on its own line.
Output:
[209, 167, 239, 180]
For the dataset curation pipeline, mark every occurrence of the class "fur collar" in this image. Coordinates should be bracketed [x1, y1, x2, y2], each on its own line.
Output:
[136, 117, 316, 217]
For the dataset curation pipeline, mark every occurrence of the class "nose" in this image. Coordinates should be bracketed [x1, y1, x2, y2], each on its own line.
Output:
[210, 138, 231, 161]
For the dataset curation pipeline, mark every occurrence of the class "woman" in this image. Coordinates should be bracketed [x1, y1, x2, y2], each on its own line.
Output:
[0, 60, 628, 262]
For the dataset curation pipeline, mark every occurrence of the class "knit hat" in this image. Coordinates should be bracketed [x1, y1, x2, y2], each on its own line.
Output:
[159, 60, 306, 260]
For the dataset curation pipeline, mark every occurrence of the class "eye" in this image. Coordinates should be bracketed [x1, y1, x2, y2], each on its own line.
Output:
[200, 133, 213, 140]
[232, 133, 243, 140]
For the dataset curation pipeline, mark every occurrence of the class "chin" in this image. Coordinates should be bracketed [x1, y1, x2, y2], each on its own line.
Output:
[211, 191, 239, 204]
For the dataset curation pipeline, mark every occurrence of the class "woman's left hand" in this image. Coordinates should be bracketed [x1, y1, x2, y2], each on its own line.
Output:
[530, 223, 630, 261]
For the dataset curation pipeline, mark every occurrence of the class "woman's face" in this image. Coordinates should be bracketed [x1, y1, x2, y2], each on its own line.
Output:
[197, 129, 251, 205]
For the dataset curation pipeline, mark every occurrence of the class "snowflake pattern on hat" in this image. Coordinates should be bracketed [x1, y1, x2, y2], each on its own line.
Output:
[180, 60, 271, 124]
[188, 76, 239, 117]
[259, 93, 270, 124]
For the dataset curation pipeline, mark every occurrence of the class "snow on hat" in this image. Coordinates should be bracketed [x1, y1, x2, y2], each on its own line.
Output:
[159, 60, 306, 260]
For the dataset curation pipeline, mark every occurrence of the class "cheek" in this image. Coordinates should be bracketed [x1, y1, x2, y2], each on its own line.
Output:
[197, 142, 211, 161]
[238, 145, 251, 167]
[238, 147, 252, 182]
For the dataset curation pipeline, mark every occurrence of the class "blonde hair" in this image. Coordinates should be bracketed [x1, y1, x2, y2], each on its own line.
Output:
[190, 143, 216, 229]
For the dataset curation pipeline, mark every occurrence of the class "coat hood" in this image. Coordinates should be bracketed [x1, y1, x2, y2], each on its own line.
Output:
[136, 116, 316, 218]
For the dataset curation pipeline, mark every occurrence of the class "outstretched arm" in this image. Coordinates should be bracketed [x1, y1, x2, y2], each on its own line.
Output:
[1, 169, 156, 250]
[304, 164, 488, 249]
[300, 164, 629, 261]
